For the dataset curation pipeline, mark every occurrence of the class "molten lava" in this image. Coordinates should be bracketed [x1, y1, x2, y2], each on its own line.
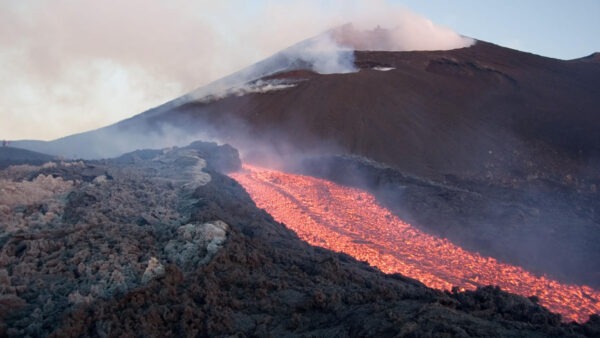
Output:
[230, 164, 600, 323]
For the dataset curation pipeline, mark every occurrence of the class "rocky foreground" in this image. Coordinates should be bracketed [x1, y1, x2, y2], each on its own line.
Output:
[1, 142, 599, 337]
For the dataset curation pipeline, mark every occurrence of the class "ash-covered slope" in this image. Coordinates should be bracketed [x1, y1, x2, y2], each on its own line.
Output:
[1, 142, 599, 337]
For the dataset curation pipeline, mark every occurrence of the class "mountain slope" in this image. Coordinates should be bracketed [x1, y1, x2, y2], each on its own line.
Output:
[161, 41, 600, 183]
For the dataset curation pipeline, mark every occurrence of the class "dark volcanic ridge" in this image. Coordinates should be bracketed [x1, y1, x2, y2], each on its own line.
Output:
[1, 142, 599, 337]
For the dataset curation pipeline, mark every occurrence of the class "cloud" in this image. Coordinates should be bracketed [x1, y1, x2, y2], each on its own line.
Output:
[0, 0, 472, 141]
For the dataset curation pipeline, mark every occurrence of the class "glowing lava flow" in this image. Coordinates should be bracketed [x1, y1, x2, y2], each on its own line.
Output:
[230, 164, 600, 323]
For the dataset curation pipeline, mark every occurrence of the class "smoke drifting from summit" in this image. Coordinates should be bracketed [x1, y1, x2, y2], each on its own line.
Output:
[1, 0, 472, 141]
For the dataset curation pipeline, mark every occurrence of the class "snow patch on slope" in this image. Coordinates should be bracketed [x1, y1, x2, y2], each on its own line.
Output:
[373, 66, 395, 72]
[194, 79, 299, 104]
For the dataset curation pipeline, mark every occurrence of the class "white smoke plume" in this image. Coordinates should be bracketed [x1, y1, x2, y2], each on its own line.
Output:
[0, 0, 473, 141]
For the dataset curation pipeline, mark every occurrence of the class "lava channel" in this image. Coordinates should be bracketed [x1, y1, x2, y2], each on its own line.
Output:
[230, 164, 600, 323]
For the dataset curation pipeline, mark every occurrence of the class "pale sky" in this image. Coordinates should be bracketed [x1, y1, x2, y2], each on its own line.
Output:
[1, 0, 599, 141]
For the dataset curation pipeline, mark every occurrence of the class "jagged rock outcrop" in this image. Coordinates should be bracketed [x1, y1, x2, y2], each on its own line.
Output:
[1, 141, 598, 337]
[0, 142, 238, 336]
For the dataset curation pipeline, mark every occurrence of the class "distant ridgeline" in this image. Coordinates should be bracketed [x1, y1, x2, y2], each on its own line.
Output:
[0, 146, 57, 169]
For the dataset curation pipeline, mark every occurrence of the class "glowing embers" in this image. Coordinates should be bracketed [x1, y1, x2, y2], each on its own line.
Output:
[230, 164, 600, 323]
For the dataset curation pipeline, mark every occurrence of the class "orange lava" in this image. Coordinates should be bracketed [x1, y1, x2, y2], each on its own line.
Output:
[230, 164, 600, 323]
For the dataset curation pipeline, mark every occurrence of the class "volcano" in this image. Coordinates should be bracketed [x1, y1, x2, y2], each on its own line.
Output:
[17, 34, 600, 284]
[17, 33, 600, 179]
[10, 26, 600, 333]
